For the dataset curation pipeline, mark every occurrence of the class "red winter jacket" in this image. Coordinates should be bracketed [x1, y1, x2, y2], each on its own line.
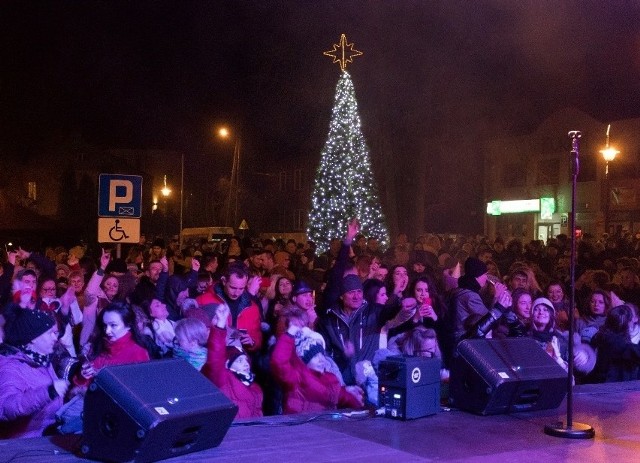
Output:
[74, 332, 150, 387]
[270, 334, 362, 414]
[202, 326, 263, 420]
[196, 289, 263, 352]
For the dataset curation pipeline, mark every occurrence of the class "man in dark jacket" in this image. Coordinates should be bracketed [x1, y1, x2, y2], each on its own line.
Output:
[317, 274, 397, 385]
[441, 258, 511, 367]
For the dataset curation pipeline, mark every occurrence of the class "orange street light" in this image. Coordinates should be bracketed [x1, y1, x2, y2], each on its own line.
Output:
[599, 124, 619, 235]
[217, 126, 241, 228]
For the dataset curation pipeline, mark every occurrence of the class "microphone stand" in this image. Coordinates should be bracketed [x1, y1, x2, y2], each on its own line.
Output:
[544, 131, 595, 439]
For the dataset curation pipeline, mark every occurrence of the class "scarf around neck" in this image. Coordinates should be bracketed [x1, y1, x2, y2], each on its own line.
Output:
[20, 346, 51, 367]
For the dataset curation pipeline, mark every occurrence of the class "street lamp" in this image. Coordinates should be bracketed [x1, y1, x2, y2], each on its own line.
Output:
[161, 175, 172, 240]
[218, 126, 241, 228]
[599, 124, 619, 235]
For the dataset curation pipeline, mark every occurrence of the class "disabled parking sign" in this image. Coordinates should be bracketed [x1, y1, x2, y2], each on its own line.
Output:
[98, 174, 143, 218]
[98, 218, 140, 244]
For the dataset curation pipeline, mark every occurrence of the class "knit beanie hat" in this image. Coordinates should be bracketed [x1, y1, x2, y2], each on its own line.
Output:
[532, 297, 556, 321]
[297, 339, 325, 364]
[295, 327, 326, 364]
[4, 309, 56, 347]
[464, 257, 488, 278]
[225, 346, 248, 369]
[341, 274, 363, 294]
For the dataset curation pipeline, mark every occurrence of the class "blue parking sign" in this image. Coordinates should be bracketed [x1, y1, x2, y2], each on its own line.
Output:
[98, 174, 143, 218]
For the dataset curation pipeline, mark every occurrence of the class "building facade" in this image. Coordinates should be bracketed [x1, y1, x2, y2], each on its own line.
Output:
[484, 107, 640, 242]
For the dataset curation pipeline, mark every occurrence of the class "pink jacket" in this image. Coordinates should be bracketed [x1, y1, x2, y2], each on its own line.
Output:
[202, 327, 263, 420]
[270, 334, 362, 414]
[0, 347, 63, 438]
[74, 332, 150, 387]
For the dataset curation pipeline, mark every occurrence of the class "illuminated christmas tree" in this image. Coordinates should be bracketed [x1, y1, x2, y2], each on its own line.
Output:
[308, 35, 390, 253]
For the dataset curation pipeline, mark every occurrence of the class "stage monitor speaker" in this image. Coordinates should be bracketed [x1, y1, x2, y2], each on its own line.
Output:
[378, 355, 441, 420]
[81, 359, 238, 463]
[449, 338, 567, 415]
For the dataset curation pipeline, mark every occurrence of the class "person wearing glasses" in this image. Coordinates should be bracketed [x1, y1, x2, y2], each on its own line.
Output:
[36, 278, 81, 358]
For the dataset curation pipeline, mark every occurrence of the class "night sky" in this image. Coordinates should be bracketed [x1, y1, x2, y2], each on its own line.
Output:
[2, 1, 640, 231]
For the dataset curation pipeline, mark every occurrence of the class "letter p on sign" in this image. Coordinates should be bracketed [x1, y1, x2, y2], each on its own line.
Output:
[109, 180, 133, 211]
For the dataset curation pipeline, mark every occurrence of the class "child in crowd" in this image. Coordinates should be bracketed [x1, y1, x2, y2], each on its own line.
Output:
[270, 307, 364, 414]
[173, 318, 208, 371]
[141, 298, 176, 356]
[202, 305, 263, 419]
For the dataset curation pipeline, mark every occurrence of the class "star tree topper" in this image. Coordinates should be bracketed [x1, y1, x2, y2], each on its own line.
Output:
[323, 34, 363, 71]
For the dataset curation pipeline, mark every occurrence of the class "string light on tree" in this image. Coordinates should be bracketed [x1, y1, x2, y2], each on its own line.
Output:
[308, 35, 390, 253]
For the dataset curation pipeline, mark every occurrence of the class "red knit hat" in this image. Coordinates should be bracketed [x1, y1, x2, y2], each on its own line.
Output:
[225, 346, 248, 369]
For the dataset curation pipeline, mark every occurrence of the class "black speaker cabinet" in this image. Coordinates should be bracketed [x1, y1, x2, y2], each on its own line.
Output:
[81, 359, 238, 463]
[378, 355, 441, 420]
[449, 338, 567, 415]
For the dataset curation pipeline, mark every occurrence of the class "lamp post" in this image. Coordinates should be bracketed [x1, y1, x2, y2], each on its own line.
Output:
[161, 174, 172, 240]
[218, 127, 241, 228]
[599, 124, 619, 236]
[179, 153, 184, 235]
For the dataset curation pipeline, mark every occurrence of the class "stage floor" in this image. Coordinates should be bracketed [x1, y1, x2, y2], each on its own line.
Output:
[2, 381, 640, 462]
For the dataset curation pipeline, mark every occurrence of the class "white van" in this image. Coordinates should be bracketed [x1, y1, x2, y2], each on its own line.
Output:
[180, 227, 234, 251]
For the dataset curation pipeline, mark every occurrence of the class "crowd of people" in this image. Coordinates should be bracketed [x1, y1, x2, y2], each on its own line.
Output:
[2, 222, 640, 438]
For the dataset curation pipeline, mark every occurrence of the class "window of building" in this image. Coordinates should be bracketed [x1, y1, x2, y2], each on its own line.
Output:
[293, 209, 305, 230]
[501, 163, 526, 188]
[293, 169, 302, 191]
[278, 209, 287, 231]
[27, 182, 37, 201]
[610, 155, 638, 180]
[536, 159, 559, 185]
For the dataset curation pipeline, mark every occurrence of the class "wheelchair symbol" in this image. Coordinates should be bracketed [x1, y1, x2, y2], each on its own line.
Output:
[109, 219, 130, 241]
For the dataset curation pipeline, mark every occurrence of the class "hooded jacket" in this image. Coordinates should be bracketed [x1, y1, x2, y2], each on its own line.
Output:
[0, 345, 63, 438]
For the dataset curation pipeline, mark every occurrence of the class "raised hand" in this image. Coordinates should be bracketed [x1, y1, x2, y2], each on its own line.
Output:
[99, 248, 111, 270]
[346, 217, 360, 242]
[160, 256, 169, 273]
[418, 303, 437, 321]
[496, 288, 512, 308]
[16, 247, 31, 261]
[213, 304, 230, 329]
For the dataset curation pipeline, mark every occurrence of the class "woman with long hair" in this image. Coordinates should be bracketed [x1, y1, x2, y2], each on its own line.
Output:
[576, 289, 611, 345]
[590, 305, 640, 383]
[80, 249, 124, 350]
[546, 280, 573, 332]
[386, 265, 409, 309]
[76, 302, 151, 385]
[265, 276, 293, 332]
[528, 297, 568, 370]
